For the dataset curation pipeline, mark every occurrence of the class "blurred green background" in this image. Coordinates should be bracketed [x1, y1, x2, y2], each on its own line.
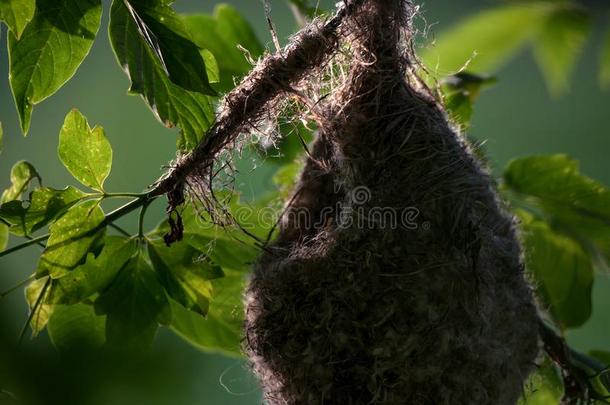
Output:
[1, 0, 609, 404]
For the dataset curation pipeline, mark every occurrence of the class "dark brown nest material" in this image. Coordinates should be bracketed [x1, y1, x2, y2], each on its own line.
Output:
[158, 0, 541, 403]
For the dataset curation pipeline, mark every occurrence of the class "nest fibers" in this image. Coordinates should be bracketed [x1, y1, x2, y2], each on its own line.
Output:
[240, 1, 540, 404]
[153, 0, 540, 403]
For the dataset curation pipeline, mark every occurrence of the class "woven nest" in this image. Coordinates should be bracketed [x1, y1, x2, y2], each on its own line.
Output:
[240, 1, 540, 404]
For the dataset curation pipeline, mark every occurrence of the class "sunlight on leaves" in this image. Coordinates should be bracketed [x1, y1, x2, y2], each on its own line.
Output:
[37, 200, 106, 279]
[0, 0, 35, 39]
[421, 2, 552, 76]
[58, 109, 112, 192]
[8, 0, 102, 134]
[25, 276, 53, 337]
[0, 186, 85, 237]
[1, 161, 40, 203]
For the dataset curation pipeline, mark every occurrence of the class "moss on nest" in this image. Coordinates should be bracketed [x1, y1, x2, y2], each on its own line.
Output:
[244, 1, 539, 403]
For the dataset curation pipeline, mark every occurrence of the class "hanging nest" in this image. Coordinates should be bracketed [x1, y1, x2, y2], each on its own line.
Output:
[154, 0, 541, 403]
[241, 1, 540, 404]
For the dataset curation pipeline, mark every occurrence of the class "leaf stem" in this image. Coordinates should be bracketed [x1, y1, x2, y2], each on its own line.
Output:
[109, 223, 131, 237]
[0, 275, 35, 299]
[138, 199, 151, 238]
[0, 235, 50, 258]
[0, 193, 159, 259]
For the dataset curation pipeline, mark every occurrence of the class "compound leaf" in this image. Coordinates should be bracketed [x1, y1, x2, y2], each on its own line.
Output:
[58, 109, 112, 192]
[8, 0, 102, 134]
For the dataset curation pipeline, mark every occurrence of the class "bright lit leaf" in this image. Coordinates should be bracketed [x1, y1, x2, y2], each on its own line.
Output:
[1, 161, 40, 203]
[8, 0, 102, 134]
[109, 0, 215, 151]
[519, 360, 563, 404]
[421, 3, 552, 75]
[532, 5, 590, 95]
[37, 200, 106, 279]
[0, 0, 35, 39]
[58, 110, 112, 192]
[94, 251, 169, 347]
[24, 276, 53, 337]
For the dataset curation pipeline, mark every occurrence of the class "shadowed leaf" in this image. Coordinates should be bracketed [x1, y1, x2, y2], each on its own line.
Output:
[94, 251, 169, 347]
[600, 26, 610, 89]
[109, 0, 215, 151]
[48, 303, 106, 352]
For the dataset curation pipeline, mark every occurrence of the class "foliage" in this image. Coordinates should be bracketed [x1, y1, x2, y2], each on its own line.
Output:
[1, 0, 610, 402]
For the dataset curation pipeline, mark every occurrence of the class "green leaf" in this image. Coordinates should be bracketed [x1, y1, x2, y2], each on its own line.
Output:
[183, 4, 264, 90]
[37, 200, 106, 279]
[8, 0, 102, 134]
[0, 121, 4, 154]
[519, 211, 593, 329]
[441, 72, 497, 128]
[532, 5, 590, 95]
[94, 250, 169, 347]
[109, 0, 216, 151]
[421, 3, 552, 75]
[24, 276, 53, 337]
[0, 186, 85, 236]
[121, 0, 215, 94]
[150, 204, 260, 272]
[58, 109, 112, 191]
[168, 271, 245, 356]
[1, 160, 40, 203]
[600, 26, 610, 89]
[519, 360, 562, 404]
[47, 303, 106, 352]
[0, 0, 35, 38]
[51, 236, 137, 305]
[148, 241, 224, 315]
[505, 155, 610, 262]
[0, 224, 8, 252]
